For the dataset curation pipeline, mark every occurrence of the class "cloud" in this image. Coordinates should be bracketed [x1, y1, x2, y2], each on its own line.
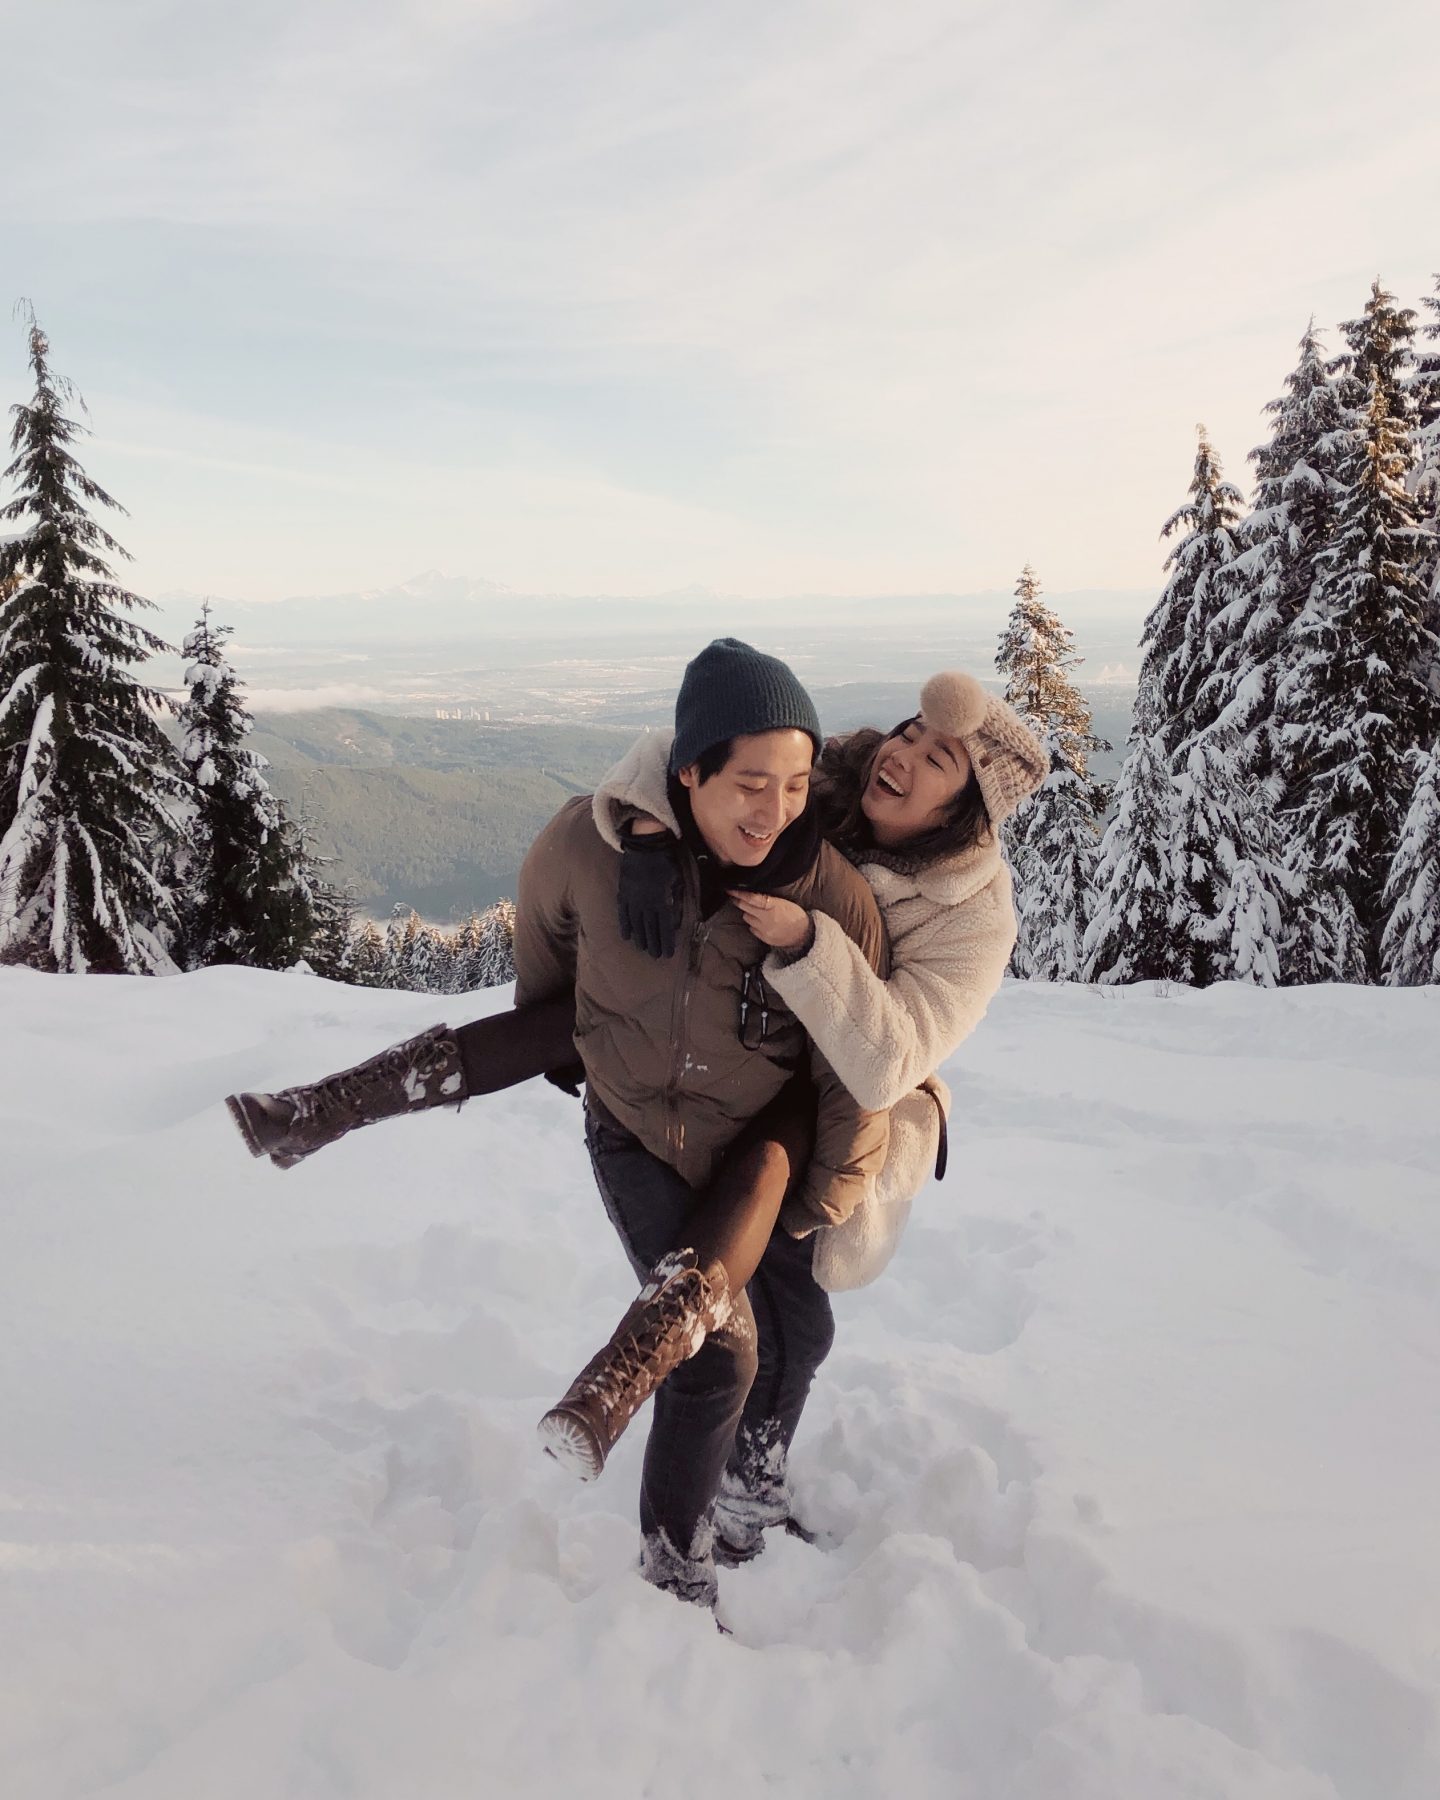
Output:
[239, 684, 393, 713]
[227, 645, 372, 662]
[6, 1, 1438, 606]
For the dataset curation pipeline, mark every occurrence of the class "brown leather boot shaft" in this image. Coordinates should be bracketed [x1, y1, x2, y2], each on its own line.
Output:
[537, 1250, 731, 1480]
[226, 1023, 465, 1169]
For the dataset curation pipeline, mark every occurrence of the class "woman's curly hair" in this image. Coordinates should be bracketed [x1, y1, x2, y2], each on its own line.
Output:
[814, 721, 992, 865]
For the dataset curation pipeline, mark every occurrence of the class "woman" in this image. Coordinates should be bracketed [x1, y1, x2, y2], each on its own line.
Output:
[227, 671, 1046, 1558]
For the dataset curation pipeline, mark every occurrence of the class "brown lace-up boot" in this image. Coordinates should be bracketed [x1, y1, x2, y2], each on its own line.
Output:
[225, 1023, 465, 1170]
[537, 1250, 733, 1481]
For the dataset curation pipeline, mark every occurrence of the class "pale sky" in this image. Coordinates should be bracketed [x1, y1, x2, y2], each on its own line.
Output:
[3, 0, 1437, 608]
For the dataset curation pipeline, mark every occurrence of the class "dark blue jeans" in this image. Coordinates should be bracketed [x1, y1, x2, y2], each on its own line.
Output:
[584, 1101, 836, 1559]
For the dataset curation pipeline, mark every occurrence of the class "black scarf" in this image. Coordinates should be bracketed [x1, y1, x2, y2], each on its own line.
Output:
[841, 841, 926, 878]
[668, 776, 823, 919]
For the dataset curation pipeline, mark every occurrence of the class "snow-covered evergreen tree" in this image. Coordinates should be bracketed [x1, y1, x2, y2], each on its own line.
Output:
[449, 910, 486, 992]
[1138, 428, 1246, 764]
[1329, 279, 1418, 425]
[380, 907, 449, 991]
[1412, 273, 1440, 445]
[1277, 374, 1440, 979]
[333, 901, 518, 995]
[174, 604, 314, 969]
[996, 564, 1108, 780]
[1007, 757, 1102, 981]
[1206, 858, 1284, 987]
[1165, 735, 1233, 986]
[382, 907, 420, 989]
[1411, 275, 1440, 623]
[286, 808, 358, 983]
[995, 565, 1108, 980]
[346, 918, 387, 987]
[1082, 733, 1175, 985]
[475, 897, 517, 986]
[1208, 323, 1345, 799]
[1380, 742, 1440, 986]
[0, 310, 180, 973]
[410, 920, 445, 994]
[1168, 733, 1294, 986]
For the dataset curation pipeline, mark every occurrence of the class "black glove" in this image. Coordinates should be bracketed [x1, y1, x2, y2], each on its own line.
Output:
[617, 825, 683, 959]
[544, 1062, 585, 1099]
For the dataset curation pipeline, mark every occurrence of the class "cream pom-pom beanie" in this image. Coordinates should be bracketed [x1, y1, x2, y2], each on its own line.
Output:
[918, 671, 1049, 826]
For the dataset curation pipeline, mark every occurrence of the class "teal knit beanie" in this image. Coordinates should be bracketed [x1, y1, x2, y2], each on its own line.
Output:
[669, 638, 823, 772]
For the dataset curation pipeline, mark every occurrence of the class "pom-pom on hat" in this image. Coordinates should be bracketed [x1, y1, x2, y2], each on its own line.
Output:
[919, 671, 1049, 827]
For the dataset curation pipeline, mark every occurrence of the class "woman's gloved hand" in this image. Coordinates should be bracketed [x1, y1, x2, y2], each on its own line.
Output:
[617, 823, 683, 959]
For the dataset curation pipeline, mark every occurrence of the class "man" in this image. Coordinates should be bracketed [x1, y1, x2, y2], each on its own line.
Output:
[515, 637, 888, 1607]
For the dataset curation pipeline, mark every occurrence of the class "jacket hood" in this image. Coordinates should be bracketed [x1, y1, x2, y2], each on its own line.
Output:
[592, 729, 680, 850]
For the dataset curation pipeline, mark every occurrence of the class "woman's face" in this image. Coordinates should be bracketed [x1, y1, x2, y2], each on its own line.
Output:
[861, 716, 974, 847]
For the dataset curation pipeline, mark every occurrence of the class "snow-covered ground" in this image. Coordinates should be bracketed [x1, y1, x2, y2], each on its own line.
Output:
[4, 967, 1438, 1800]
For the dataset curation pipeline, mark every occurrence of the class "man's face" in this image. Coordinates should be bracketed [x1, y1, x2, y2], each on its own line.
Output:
[677, 729, 815, 866]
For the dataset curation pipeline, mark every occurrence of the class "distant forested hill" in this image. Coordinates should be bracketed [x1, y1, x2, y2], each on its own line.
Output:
[254, 714, 638, 919]
[264, 764, 592, 918]
[247, 711, 639, 777]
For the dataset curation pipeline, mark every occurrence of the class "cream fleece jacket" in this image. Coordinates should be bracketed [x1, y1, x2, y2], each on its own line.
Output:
[765, 844, 1016, 1113]
[762, 797, 1015, 1231]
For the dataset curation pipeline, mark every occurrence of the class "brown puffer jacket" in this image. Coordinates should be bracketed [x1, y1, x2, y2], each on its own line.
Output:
[513, 773, 890, 1230]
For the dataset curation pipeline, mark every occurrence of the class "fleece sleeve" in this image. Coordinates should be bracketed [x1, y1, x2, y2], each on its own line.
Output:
[766, 875, 1017, 1113]
[790, 878, 891, 1232]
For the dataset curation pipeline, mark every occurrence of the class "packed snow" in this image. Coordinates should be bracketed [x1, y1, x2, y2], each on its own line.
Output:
[4, 967, 1439, 1799]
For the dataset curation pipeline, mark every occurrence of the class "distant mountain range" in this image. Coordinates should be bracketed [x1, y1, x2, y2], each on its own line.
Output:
[149, 569, 1153, 648]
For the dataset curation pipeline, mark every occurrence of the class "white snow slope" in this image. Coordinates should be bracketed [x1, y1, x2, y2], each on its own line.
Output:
[3, 967, 1439, 1800]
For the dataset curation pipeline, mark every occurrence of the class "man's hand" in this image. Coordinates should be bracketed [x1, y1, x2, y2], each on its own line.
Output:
[617, 825, 683, 959]
[730, 890, 814, 954]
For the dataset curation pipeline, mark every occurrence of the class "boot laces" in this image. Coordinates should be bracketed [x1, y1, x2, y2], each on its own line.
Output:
[585, 1268, 709, 1417]
[290, 1034, 450, 1126]
[292, 1051, 400, 1125]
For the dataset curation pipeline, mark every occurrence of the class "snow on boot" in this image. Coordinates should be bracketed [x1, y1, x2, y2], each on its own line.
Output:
[640, 1523, 719, 1612]
[712, 1420, 795, 1565]
[225, 1023, 466, 1170]
[537, 1249, 732, 1481]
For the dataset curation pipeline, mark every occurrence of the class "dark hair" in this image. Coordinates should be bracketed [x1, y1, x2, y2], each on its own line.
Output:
[692, 738, 736, 782]
[690, 734, 820, 784]
[815, 720, 991, 862]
